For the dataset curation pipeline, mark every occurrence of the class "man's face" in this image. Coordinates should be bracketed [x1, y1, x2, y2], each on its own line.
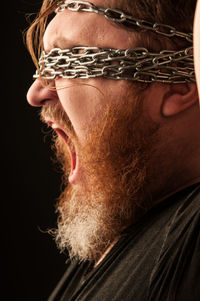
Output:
[28, 0, 139, 183]
[27, 0, 159, 262]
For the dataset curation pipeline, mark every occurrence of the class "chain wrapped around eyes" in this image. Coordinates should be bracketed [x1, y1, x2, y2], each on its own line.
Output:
[55, 1, 193, 43]
[33, 1, 195, 84]
[34, 46, 194, 83]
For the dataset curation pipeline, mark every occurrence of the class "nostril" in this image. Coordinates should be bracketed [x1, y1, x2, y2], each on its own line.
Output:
[41, 98, 57, 106]
[26, 78, 58, 107]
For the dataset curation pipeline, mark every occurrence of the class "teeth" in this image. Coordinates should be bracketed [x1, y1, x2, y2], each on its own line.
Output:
[52, 123, 60, 130]
[51, 123, 68, 142]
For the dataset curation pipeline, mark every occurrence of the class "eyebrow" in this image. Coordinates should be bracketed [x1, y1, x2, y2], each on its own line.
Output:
[44, 37, 68, 52]
[44, 36, 86, 52]
[44, 36, 91, 53]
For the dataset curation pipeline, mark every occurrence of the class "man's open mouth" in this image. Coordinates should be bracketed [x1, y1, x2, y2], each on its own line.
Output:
[48, 121, 78, 184]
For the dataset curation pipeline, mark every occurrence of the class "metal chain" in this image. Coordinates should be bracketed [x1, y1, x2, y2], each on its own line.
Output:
[34, 46, 195, 83]
[33, 1, 195, 84]
[55, 1, 193, 43]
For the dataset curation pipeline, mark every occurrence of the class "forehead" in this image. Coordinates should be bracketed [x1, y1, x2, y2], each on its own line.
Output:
[43, 0, 134, 52]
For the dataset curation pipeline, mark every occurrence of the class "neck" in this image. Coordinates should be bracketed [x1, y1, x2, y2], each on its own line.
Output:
[153, 176, 200, 205]
[147, 125, 200, 205]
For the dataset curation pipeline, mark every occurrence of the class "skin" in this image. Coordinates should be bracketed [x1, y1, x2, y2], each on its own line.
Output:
[194, 0, 200, 96]
[27, 0, 200, 203]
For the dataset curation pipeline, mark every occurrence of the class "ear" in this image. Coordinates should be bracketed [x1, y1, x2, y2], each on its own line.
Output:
[161, 83, 199, 117]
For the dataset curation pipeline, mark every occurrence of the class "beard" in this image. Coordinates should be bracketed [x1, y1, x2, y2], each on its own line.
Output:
[40, 89, 159, 263]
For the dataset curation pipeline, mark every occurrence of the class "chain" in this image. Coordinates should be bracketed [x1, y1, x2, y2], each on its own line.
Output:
[55, 1, 193, 43]
[34, 46, 195, 84]
[33, 1, 195, 84]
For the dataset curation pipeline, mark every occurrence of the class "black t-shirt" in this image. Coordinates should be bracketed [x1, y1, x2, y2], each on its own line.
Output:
[48, 183, 200, 301]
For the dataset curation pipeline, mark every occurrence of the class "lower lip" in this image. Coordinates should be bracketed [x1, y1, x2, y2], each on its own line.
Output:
[68, 152, 79, 184]
[54, 127, 80, 184]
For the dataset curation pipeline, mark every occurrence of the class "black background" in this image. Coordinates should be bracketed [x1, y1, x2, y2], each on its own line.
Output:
[3, 1, 66, 300]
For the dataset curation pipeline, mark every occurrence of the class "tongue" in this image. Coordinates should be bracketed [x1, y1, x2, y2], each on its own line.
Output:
[71, 152, 76, 171]
[69, 152, 77, 183]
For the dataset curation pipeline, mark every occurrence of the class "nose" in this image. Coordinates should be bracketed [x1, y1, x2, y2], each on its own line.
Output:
[27, 78, 59, 107]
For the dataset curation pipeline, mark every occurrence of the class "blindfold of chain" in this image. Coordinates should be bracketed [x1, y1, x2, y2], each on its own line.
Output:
[33, 1, 195, 84]
[34, 46, 194, 83]
[55, 1, 193, 43]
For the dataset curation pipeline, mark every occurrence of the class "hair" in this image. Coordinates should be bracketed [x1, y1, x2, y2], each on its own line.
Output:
[26, 0, 196, 71]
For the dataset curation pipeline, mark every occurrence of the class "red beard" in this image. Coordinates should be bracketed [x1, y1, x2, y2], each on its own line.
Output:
[40, 93, 159, 262]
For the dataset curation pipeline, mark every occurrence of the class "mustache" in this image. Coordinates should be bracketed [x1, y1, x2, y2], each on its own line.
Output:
[40, 103, 76, 138]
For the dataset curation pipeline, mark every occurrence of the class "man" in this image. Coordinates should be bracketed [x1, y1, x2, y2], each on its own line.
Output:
[26, 0, 200, 300]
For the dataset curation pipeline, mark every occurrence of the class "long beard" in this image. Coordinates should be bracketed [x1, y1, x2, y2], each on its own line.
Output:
[41, 94, 159, 262]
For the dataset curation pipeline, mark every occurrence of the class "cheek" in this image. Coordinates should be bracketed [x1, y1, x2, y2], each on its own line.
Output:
[56, 79, 131, 141]
[56, 82, 105, 141]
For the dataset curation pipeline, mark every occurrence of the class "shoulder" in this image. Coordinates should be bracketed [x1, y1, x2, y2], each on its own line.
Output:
[147, 184, 200, 301]
[169, 183, 200, 239]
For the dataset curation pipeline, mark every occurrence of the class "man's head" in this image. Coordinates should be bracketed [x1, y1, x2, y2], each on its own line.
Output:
[26, 0, 200, 262]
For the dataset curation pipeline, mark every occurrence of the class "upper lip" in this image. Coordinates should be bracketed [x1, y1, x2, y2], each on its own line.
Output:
[46, 120, 69, 143]
[45, 119, 78, 183]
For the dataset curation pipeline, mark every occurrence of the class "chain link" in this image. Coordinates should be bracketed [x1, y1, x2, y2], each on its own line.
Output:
[34, 46, 195, 83]
[55, 1, 193, 43]
[33, 1, 194, 84]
